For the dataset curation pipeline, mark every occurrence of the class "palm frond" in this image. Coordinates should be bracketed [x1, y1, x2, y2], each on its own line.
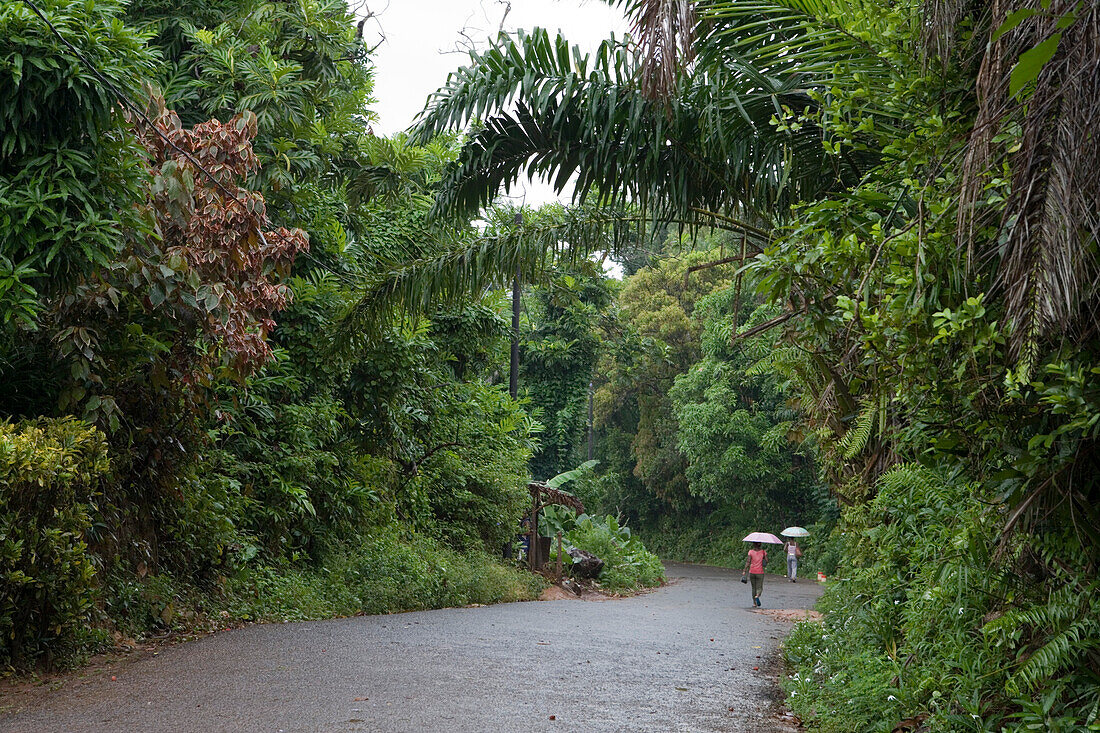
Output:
[337, 205, 641, 340]
[413, 27, 870, 223]
[414, 28, 634, 143]
[694, 0, 905, 80]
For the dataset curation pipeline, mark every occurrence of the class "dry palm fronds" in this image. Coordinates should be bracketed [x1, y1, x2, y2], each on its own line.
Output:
[959, 0, 1100, 369]
[623, 0, 698, 99]
[528, 482, 586, 513]
[921, 0, 988, 66]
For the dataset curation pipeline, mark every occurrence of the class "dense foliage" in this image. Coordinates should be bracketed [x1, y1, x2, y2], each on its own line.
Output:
[578, 238, 830, 568]
[0, 0, 618, 671]
[521, 261, 611, 479]
[409, 0, 1100, 728]
[0, 419, 108, 664]
[6, 2, 1097, 729]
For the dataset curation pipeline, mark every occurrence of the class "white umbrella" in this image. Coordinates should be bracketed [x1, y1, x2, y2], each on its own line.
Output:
[781, 526, 810, 537]
[742, 531, 783, 544]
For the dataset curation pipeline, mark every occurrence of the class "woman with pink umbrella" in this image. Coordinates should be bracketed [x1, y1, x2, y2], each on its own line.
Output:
[740, 532, 783, 606]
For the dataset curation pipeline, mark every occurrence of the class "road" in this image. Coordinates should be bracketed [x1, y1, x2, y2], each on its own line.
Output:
[1, 563, 821, 732]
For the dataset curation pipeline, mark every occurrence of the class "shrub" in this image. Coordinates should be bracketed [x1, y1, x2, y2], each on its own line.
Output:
[782, 464, 1100, 731]
[219, 528, 546, 623]
[0, 418, 109, 667]
[550, 512, 665, 592]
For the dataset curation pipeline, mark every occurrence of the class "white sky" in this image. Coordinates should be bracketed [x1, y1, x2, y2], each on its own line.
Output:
[360, 0, 628, 205]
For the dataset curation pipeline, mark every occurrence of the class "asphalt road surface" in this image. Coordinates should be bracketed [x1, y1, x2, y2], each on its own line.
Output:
[1, 563, 821, 732]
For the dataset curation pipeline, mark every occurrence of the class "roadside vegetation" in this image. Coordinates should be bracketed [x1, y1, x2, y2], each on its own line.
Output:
[396, 0, 1100, 728]
[0, 0, 641, 673]
[3, 0, 1099, 730]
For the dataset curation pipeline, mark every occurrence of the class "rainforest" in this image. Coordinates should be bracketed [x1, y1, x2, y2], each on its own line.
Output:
[1, 1, 1097, 731]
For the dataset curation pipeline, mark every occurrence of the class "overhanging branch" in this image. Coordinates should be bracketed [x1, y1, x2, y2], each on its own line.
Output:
[733, 310, 797, 342]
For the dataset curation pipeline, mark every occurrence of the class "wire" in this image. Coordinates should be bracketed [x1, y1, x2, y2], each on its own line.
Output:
[19, 0, 358, 287]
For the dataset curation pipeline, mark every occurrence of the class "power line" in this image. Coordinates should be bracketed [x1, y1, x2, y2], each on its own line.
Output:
[18, 0, 358, 287]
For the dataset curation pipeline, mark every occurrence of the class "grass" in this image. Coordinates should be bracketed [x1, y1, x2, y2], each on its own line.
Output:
[53, 527, 547, 671]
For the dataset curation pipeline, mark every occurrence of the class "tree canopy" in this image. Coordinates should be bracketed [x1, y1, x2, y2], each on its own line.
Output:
[2, 1, 1098, 728]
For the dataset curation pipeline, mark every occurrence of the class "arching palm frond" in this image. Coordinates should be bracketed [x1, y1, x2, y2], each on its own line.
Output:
[694, 0, 904, 79]
[602, 0, 897, 82]
[415, 28, 636, 139]
[413, 26, 873, 223]
[339, 205, 641, 339]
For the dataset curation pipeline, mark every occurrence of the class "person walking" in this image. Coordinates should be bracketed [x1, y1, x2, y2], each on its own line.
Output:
[784, 539, 802, 582]
[741, 542, 768, 607]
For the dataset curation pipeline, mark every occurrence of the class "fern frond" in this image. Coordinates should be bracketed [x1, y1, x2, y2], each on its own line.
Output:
[839, 400, 875, 459]
[745, 345, 803, 377]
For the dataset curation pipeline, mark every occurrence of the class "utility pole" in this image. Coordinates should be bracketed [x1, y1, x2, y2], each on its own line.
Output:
[509, 211, 522, 400]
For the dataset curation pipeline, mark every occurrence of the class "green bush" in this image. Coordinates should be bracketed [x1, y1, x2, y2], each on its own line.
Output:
[0, 0, 154, 327]
[220, 528, 546, 623]
[549, 512, 665, 592]
[782, 465, 1100, 732]
[0, 418, 109, 667]
[784, 617, 904, 733]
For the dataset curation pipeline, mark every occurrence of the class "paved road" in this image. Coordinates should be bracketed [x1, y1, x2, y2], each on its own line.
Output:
[1, 563, 820, 732]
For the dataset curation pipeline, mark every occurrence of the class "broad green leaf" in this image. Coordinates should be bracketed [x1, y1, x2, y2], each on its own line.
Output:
[992, 8, 1038, 42]
[546, 459, 599, 488]
[1009, 33, 1061, 98]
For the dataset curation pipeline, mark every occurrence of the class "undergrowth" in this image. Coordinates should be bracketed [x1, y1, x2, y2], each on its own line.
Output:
[781, 465, 1100, 732]
[542, 508, 665, 592]
[31, 528, 545, 672]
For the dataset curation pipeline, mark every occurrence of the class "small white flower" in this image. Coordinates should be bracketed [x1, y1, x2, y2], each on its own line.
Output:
[887, 695, 898, 702]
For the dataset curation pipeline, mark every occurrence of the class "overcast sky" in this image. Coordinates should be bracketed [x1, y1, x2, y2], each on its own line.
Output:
[360, 0, 628, 205]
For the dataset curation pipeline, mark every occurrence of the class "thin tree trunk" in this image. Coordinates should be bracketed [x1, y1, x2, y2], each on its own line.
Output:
[510, 268, 520, 400]
[587, 380, 595, 461]
[510, 212, 522, 400]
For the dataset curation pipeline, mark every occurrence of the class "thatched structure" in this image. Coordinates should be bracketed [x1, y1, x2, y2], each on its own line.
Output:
[525, 482, 584, 570]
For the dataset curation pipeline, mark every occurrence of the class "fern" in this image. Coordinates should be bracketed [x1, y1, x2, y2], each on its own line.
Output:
[839, 400, 875, 459]
[875, 463, 937, 495]
[745, 345, 802, 377]
[993, 582, 1100, 692]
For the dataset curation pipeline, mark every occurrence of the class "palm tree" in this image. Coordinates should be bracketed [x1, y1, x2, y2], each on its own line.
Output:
[412, 5, 888, 225]
[374, 0, 1099, 364]
[346, 0, 896, 328]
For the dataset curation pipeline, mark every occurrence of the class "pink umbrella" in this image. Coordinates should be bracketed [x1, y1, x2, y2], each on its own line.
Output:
[742, 531, 783, 544]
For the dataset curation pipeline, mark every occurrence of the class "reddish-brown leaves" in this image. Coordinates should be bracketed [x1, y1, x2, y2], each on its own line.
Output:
[133, 97, 309, 377]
